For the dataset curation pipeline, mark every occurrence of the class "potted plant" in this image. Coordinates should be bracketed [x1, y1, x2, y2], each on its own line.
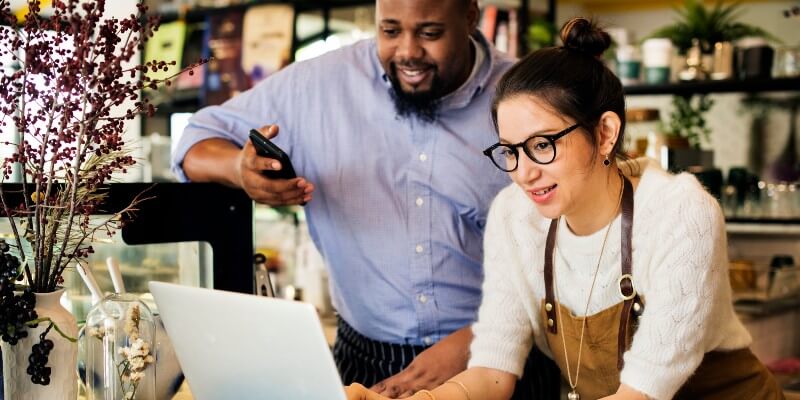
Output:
[648, 0, 779, 55]
[526, 16, 556, 52]
[0, 1, 200, 398]
[662, 94, 716, 171]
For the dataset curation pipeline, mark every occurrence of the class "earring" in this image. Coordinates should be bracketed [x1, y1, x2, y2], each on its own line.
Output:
[603, 155, 611, 167]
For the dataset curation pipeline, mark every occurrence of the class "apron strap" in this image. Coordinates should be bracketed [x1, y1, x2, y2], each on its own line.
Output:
[617, 175, 643, 371]
[541, 174, 644, 369]
[544, 219, 559, 334]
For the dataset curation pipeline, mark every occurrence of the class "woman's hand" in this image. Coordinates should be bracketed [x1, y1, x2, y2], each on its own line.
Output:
[345, 383, 392, 400]
[599, 384, 649, 400]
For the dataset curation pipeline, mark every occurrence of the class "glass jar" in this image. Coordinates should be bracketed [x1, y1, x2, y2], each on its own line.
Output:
[773, 46, 799, 78]
[624, 108, 662, 159]
[84, 294, 156, 400]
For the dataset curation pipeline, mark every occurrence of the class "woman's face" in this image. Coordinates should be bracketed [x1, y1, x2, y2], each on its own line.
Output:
[496, 95, 599, 220]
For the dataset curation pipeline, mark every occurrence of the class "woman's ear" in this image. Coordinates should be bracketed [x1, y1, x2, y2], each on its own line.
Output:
[597, 111, 622, 156]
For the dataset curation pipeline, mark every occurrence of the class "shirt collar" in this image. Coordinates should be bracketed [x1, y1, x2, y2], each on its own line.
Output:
[451, 35, 486, 95]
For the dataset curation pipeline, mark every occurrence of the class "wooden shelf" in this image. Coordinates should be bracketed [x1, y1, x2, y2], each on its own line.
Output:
[154, 0, 375, 24]
[726, 220, 800, 235]
[734, 295, 800, 317]
[623, 77, 800, 96]
[482, 0, 524, 8]
[148, 89, 202, 116]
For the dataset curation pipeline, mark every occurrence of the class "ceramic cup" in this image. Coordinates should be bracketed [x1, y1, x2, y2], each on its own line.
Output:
[642, 38, 673, 84]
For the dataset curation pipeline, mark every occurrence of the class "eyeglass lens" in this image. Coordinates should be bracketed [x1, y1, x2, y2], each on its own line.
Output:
[488, 136, 556, 171]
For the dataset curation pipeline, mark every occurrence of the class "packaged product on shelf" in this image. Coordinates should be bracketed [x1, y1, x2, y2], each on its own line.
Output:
[204, 10, 248, 105]
[241, 4, 294, 86]
[642, 38, 673, 84]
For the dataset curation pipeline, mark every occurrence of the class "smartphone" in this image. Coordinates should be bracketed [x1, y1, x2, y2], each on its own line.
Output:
[249, 129, 297, 180]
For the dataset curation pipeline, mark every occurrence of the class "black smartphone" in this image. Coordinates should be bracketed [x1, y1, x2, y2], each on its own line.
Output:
[249, 129, 297, 180]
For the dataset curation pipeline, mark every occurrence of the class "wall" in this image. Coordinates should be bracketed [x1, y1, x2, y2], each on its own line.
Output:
[1, 0, 145, 182]
[105, 0, 145, 182]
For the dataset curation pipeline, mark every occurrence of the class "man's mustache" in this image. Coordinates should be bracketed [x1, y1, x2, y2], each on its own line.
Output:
[391, 61, 437, 71]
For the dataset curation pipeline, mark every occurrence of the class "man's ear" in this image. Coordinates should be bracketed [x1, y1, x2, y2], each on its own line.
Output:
[467, 0, 480, 33]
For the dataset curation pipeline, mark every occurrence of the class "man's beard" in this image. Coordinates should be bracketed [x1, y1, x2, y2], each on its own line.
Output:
[387, 62, 445, 123]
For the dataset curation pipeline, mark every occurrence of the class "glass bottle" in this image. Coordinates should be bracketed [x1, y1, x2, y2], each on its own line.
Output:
[84, 294, 156, 400]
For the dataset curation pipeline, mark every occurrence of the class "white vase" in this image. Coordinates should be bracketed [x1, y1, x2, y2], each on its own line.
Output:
[1, 288, 78, 400]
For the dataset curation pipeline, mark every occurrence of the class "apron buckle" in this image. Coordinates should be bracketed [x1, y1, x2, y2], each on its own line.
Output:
[618, 274, 636, 301]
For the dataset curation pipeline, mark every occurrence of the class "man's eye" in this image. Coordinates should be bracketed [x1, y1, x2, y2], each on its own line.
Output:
[382, 29, 399, 37]
[420, 31, 443, 39]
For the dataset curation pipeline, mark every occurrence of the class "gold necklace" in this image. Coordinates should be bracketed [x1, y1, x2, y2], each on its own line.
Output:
[553, 174, 624, 400]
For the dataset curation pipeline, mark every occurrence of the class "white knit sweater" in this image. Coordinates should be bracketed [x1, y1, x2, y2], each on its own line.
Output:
[468, 160, 752, 400]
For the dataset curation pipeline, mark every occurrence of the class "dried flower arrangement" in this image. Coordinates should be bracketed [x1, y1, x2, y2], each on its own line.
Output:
[88, 303, 155, 399]
[0, 0, 203, 387]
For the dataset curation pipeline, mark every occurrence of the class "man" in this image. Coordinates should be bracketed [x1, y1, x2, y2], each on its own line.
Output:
[172, 0, 538, 397]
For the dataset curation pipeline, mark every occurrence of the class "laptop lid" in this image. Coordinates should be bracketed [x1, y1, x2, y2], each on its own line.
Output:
[149, 281, 346, 400]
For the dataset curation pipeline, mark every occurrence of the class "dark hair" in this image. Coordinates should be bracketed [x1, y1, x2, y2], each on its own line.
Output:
[491, 17, 626, 159]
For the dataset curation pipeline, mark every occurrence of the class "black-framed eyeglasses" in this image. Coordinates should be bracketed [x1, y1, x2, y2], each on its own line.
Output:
[482, 124, 580, 172]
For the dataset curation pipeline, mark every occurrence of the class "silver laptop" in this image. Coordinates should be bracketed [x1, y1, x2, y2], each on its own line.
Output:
[149, 281, 347, 400]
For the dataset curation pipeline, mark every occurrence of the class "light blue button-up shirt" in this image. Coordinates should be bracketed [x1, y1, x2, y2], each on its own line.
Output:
[172, 34, 513, 345]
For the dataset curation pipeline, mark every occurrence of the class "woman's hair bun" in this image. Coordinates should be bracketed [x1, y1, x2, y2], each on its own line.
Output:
[560, 17, 611, 58]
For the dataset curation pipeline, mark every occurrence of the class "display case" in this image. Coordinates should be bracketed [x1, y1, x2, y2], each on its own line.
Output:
[0, 183, 254, 321]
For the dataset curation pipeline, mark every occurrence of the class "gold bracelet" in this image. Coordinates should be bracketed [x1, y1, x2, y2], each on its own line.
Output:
[416, 389, 436, 400]
[445, 380, 472, 400]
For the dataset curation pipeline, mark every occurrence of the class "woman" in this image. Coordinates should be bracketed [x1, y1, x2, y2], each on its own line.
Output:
[346, 17, 784, 400]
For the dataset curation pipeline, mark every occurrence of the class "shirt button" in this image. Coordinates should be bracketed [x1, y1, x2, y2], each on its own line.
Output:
[415, 197, 424, 207]
[418, 294, 428, 304]
[419, 153, 428, 162]
[423, 336, 433, 345]
[415, 244, 424, 253]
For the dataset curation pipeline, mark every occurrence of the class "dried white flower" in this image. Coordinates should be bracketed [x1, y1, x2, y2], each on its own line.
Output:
[108, 304, 154, 399]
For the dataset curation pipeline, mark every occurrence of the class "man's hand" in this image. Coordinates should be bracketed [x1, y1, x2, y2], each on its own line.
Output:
[371, 326, 472, 398]
[235, 125, 314, 206]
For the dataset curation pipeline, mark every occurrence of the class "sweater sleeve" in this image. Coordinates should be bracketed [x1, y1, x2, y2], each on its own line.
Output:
[620, 176, 730, 399]
[468, 187, 535, 377]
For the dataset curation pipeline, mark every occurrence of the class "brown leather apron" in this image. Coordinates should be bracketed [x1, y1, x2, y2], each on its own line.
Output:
[539, 175, 784, 400]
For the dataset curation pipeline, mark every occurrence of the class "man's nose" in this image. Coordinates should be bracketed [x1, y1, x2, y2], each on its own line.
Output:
[396, 33, 424, 61]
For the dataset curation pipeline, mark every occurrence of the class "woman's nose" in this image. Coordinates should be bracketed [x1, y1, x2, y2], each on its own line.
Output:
[515, 153, 541, 182]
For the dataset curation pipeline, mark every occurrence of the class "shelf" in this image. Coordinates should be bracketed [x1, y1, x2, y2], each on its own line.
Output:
[154, 0, 375, 24]
[734, 295, 800, 317]
[149, 89, 203, 115]
[623, 77, 800, 96]
[482, 0, 523, 8]
[726, 220, 800, 235]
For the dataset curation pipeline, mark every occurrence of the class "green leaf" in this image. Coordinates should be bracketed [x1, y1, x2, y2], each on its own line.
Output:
[645, 0, 779, 53]
[665, 95, 715, 149]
